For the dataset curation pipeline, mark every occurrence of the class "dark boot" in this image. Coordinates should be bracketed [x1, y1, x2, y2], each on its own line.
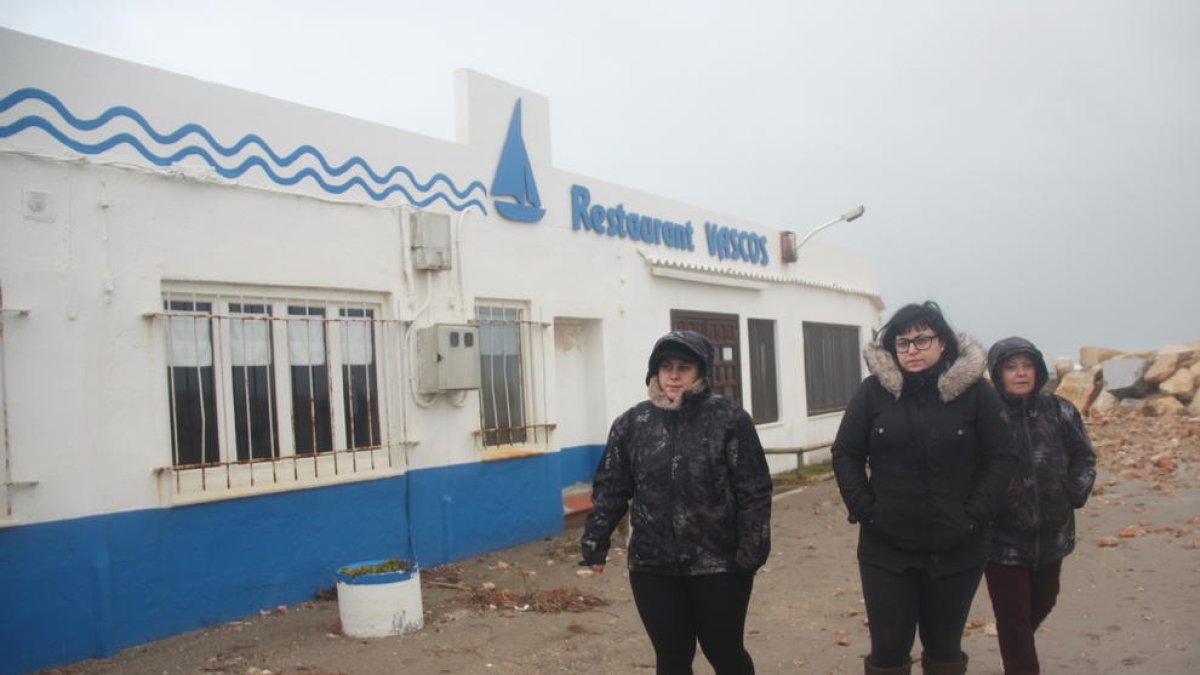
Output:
[865, 656, 913, 674]
[921, 652, 968, 674]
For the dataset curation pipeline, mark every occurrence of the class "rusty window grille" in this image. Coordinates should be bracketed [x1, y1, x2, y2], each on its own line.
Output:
[159, 290, 395, 498]
[230, 303, 278, 461]
[288, 304, 333, 454]
[339, 307, 381, 450]
[166, 299, 219, 466]
[475, 302, 553, 449]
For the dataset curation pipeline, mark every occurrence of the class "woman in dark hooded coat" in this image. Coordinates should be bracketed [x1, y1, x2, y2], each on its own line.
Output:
[832, 302, 1015, 675]
[985, 337, 1096, 675]
[581, 330, 772, 675]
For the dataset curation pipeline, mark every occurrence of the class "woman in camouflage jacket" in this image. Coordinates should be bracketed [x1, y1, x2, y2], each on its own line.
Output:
[985, 336, 1096, 675]
[581, 330, 772, 675]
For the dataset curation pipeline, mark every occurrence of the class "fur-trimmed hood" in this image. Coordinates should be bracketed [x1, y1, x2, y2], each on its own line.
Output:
[863, 333, 988, 402]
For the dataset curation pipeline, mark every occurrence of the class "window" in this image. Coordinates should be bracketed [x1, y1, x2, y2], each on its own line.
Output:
[475, 301, 549, 449]
[748, 319, 778, 423]
[160, 289, 395, 498]
[166, 299, 219, 465]
[287, 304, 332, 455]
[671, 310, 741, 407]
[340, 307, 382, 451]
[803, 322, 862, 415]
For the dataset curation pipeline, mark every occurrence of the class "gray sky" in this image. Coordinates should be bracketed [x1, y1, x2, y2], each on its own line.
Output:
[3, 0, 1198, 360]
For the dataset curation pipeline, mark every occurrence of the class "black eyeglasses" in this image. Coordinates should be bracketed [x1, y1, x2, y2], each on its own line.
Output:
[895, 335, 938, 352]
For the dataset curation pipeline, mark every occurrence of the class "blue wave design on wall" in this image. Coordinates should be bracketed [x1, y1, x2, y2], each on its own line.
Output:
[0, 88, 488, 213]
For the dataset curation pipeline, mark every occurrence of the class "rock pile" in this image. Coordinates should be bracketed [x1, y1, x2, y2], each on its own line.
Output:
[1051, 342, 1200, 417]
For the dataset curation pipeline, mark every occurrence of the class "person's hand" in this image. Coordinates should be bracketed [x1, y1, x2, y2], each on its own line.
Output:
[591, 564, 605, 574]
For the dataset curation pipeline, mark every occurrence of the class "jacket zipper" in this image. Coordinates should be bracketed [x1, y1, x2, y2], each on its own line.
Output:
[1020, 405, 1041, 570]
[914, 396, 933, 553]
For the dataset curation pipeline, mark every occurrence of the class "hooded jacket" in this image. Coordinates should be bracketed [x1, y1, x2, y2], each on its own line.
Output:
[581, 331, 773, 576]
[832, 334, 1016, 577]
[986, 336, 1097, 567]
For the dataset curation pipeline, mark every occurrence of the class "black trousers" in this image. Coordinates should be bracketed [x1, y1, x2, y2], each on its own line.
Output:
[859, 562, 983, 668]
[629, 571, 755, 675]
[985, 560, 1063, 675]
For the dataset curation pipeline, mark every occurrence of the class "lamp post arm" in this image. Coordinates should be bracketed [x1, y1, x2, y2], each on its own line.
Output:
[793, 216, 844, 250]
[793, 205, 866, 251]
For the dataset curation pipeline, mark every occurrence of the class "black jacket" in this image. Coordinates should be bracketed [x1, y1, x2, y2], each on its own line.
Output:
[581, 334, 772, 576]
[987, 337, 1097, 567]
[832, 335, 1016, 577]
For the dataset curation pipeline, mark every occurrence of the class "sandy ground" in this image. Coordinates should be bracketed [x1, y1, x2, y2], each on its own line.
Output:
[41, 415, 1200, 675]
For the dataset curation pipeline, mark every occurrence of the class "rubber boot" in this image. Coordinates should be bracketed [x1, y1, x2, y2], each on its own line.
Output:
[921, 652, 968, 674]
[864, 656, 913, 674]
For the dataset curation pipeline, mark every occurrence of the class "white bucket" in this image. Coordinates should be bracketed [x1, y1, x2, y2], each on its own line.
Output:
[335, 560, 424, 638]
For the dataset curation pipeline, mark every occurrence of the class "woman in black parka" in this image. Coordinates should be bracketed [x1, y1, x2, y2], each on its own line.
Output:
[581, 330, 772, 675]
[832, 302, 1015, 675]
[985, 337, 1096, 675]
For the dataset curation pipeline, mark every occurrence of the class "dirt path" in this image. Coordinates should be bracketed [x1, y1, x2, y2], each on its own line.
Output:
[44, 417, 1200, 674]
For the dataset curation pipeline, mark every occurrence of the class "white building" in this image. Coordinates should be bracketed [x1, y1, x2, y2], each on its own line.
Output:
[0, 28, 881, 673]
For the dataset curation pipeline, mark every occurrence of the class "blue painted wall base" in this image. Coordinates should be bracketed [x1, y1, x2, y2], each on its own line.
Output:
[0, 446, 602, 675]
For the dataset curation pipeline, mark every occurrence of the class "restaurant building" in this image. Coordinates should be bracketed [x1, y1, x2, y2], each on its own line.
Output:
[0, 28, 881, 673]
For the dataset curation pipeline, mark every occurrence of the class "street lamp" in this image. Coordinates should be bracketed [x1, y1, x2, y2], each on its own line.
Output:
[781, 205, 866, 263]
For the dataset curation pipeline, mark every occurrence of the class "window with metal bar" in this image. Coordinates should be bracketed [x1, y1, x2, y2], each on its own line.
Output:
[477, 304, 528, 446]
[166, 299, 219, 466]
[340, 307, 381, 450]
[803, 321, 862, 415]
[229, 303, 278, 461]
[288, 305, 332, 455]
[159, 291, 395, 497]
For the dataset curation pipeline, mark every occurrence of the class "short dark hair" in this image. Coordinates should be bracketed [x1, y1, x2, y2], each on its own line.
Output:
[878, 301, 959, 364]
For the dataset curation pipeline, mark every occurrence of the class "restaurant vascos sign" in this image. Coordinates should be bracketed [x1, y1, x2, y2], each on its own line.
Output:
[569, 185, 770, 266]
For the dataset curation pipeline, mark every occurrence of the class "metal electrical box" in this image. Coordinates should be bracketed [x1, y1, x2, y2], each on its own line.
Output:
[410, 211, 452, 270]
[416, 324, 481, 393]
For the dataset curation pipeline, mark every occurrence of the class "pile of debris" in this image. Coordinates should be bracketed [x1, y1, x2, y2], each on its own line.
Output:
[1052, 341, 1200, 417]
[421, 562, 609, 615]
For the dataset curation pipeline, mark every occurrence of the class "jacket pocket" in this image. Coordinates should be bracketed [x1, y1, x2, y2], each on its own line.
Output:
[932, 505, 979, 551]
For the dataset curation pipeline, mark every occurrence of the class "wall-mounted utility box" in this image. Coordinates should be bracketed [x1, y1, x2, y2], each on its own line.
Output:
[410, 211, 452, 270]
[416, 324, 481, 393]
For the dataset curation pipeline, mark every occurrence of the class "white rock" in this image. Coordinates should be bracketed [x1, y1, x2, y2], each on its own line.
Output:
[1090, 391, 1119, 416]
[1144, 354, 1181, 385]
[1080, 346, 1123, 369]
[1145, 395, 1186, 416]
[1159, 368, 1196, 402]
[1057, 371, 1100, 414]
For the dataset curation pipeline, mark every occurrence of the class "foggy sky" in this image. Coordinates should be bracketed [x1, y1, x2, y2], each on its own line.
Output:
[2, 0, 1197, 360]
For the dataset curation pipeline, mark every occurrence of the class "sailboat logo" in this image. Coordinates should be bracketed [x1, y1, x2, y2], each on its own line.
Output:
[491, 99, 545, 223]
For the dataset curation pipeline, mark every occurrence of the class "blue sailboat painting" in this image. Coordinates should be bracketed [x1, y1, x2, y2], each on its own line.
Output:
[491, 99, 546, 223]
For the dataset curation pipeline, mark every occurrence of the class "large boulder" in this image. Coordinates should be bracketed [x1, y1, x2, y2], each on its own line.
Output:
[1118, 398, 1147, 415]
[1159, 368, 1196, 402]
[1057, 370, 1101, 415]
[1144, 353, 1181, 385]
[1190, 361, 1200, 379]
[1157, 344, 1199, 361]
[1189, 393, 1200, 417]
[1090, 391, 1119, 416]
[1101, 358, 1151, 398]
[1054, 358, 1074, 381]
[1145, 394, 1186, 417]
[1080, 346, 1123, 369]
